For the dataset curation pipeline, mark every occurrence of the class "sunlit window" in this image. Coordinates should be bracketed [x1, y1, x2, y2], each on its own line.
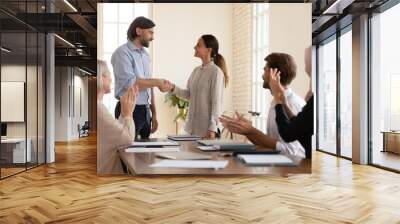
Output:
[371, 3, 400, 170]
[251, 3, 269, 133]
[101, 3, 149, 113]
[340, 29, 352, 158]
[317, 37, 337, 154]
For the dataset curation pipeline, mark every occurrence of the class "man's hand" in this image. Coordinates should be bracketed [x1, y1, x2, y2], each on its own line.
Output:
[305, 79, 313, 101]
[219, 112, 255, 136]
[157, 79, 174, 92]
[269, 68, 286, 104]
[151, 116, 158, 133]
[235, 111, 251, 125]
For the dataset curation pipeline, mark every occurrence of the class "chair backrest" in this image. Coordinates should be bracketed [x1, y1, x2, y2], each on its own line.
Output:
[82, 121, 90, 129]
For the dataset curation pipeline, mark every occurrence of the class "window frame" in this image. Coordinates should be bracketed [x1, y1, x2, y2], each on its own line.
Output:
[101, 3, 150, 114]
[315, 24, 353, 161]
[251, 3, 269, 133]
[368, 1, 400, 173]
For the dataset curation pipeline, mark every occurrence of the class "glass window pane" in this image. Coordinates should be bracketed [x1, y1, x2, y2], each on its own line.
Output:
[1, 31, 28, 177]
[134, 4, 148, 17]
[118, 23, 130, 46]
[103, 23, 119, 53]
[318, 37, 337, 154]
[340, 29, 352, 158]
[371, 3, 400, 171]
[252, 3, 269, 131]
[103, 3, 118, 22]
[118, 4, 134, 23]
[27, 32, 38, 168]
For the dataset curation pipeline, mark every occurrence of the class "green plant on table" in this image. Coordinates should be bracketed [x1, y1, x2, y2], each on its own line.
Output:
[164, 92, 189, 122]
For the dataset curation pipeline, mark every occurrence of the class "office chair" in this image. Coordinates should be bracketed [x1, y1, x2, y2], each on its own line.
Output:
[78, 121, 90, 138]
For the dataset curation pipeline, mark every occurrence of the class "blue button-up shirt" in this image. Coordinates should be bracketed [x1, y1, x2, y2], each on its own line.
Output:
[111, 41, 151, 105]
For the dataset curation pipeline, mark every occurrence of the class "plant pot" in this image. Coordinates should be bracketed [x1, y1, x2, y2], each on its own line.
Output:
[175, 108, 188, 134]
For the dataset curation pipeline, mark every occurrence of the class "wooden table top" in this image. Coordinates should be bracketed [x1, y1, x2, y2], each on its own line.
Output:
[119, 140, 311, 176]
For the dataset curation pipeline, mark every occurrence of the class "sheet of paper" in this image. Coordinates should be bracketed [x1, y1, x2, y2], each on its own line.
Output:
[197, 146, 216, 151]
[132, 141, 179, 147]
[149, 160, 228, 169]
[167, 134, 201, 139]
[125, 147, 180, 153]
[237, 154, 294, 165]
[156, 152, 212, 160]
[168, 135, 202, 141]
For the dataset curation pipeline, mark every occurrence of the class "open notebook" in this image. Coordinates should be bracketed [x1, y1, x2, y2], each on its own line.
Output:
[150, 160, 228, 169]
[156, 151, 212, 160]
[237, 154, 297, 166]
[131, 140, 180, 147]
[167, 135, 202, 141]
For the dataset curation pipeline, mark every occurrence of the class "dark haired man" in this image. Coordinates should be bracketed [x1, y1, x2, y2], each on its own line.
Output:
[111, 16, 172, 140]
[219, 53, 306, 158]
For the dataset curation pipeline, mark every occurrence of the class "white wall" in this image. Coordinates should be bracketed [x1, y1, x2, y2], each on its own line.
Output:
[232, 4, 252, 115]
[55, 67, 69, 141]
[151, 3, 234, 137]
[1, 65, 34, 137]
[1, 64, 46, 163]
[269, 3, 312, 98]
[1, 66, 26, 139]
[54, 67, 89, 141]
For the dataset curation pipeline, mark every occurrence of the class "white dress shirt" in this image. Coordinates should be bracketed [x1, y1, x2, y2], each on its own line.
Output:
[267, 88, 306, 158]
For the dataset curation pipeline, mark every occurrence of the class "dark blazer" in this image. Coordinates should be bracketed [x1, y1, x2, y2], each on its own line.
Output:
[275, 95, 314, 159]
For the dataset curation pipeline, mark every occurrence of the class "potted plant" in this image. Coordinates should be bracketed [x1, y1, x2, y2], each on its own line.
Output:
[164, 93, 189, 134]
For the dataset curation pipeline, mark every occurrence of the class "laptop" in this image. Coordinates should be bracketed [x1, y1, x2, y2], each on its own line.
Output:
[1, 123, 7, 140]
[197, 139, 244, 146]
[167, 135, 202, 141]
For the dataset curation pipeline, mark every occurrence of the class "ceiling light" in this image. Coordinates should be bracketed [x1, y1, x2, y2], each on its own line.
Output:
[63, 0, 78, 12]
[54, 34, 75, 48]
[78, 67, 92, 76]
[322, 0, 354, 15]
[1, 47, 11, 53]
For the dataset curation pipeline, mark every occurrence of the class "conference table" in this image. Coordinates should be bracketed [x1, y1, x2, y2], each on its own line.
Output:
[119, 140, 311, 177]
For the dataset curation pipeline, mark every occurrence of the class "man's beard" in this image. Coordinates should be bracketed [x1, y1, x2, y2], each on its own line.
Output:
[140, 38, 150, 48]
[263, 80, 270, 89]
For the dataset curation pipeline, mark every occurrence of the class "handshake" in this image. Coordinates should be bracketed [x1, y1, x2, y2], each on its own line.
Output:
[156, 79, 175, 93]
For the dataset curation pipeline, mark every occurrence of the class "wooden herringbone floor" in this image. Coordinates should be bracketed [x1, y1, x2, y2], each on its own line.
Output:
[1, 134, 400, 224]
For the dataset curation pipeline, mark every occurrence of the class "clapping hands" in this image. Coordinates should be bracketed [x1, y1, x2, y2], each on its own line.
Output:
[268, 68, 286, 104]
[120, 84, 139, 119]
[219, 111, 254, 136]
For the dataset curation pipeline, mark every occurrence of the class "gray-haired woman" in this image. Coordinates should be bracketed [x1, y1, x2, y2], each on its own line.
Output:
[97, 60, 138, 174]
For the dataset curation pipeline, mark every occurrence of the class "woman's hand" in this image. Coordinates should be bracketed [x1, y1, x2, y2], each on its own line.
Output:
[269, 68, 286, 104]
[157, 79, 174, 92]
[120, 84, 139, 119]
[207, 130, 216, 139]
[151, 117, 158, 133]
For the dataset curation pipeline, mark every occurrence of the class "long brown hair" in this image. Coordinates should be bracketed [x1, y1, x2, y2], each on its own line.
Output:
[201, 34, 229, 88]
